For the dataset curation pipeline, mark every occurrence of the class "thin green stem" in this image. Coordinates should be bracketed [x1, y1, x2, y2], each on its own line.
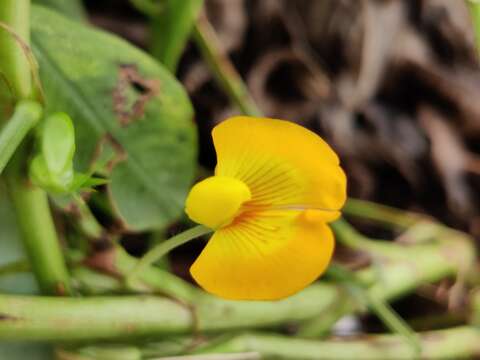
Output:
[71, 194, 104, 240]
[149, 0, 204, 72]
[343, 198, 420, 229]
[468, 0, 480, 52]
[193, 15, 262, 117]
[114, 245, 198, 301]
[129, 0, 163, 16]
[330, 218, 377, 250]
[0, 259, 29, 276]
[327, 264, 420, 354]
[368, 293, 420, 354]
[127, 225, 212, 284]
[62, 196, 199, 301]
[0, 100, 41, 175]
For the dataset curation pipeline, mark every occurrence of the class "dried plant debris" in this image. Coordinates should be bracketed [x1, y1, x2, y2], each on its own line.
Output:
[180, 0, 480, 232]
[87, 0, 480, 230]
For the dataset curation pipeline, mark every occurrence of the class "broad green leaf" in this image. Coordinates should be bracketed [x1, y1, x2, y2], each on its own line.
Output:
[30, 6, 197, 231]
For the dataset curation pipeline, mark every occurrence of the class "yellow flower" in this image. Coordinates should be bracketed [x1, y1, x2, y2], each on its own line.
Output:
[185, 116, 347, 300]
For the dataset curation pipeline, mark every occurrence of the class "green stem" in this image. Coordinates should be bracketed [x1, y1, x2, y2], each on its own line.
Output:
[192, 327, 480, 360]
[326, 264, 419, 353]
[298, 220, 473, 336]
[126, 225, 212, 284]
[0, 284, 340, 341]
[0, 100, 41, 175]
[71, 194, 105, 240]
[0, 0, 31, 106]
[330, 218, 378, 250]
[0, 294, 193, 340]
[114, 245, 198, 301]
[1, 0, 72, 296]
[149, 0, 204, 72]
[6, 169, 72, 295]
[367, 293, 420, 354]
[469, 288, 480, 326]
[468, 0, 480, 52]
[343, 198, 420, 229]
[192, 16, 262, 117]
[0, 221, 471, 341]
[129, 0, 163, 17]
[62, 197, 198, 301]
[0, 259, 29, 276]
[56, 345, 142, 360]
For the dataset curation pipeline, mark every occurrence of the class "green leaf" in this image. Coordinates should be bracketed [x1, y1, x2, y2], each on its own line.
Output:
[29, 154, 74, 194]
[32, 0, 86, 21]
[30, 6, 197, 231]
[41, 112, 75, 176]
[71, 173, 109, 189]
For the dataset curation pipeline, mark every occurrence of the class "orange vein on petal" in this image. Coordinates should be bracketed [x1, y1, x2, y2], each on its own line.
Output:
[190, 210, 335, 300]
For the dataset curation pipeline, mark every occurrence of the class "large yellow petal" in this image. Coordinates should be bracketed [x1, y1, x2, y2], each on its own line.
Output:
[190, 211, 335, 300]
[213, 116, 347, 220]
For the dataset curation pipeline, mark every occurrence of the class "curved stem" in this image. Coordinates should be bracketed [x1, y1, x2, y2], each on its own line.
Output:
[127, 225, 212, 284]
[0, 100, 41, 175]
[343, 198, 420, 229]
[149, 0, 204, 72]
[331, 218, 377, 250]
[193, 15, 262, 117]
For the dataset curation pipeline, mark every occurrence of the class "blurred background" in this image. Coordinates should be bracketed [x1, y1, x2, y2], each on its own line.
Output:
[86, 0, 480, 236]
[21, 0, 480, 349]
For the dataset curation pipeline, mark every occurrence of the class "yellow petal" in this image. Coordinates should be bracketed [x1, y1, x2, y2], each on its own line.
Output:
[213, 116, 347, 219]
[190, 211, 335, 300]
[185, 176, 251, 229]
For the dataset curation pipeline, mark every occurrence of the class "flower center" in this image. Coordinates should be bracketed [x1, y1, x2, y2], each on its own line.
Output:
[185, 176, 252, 229]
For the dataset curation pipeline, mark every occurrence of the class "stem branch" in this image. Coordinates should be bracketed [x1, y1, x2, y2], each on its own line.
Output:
[127, 225, 212, 284]
[193, 15, 262, 117]
[0, 100, 41, 175]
